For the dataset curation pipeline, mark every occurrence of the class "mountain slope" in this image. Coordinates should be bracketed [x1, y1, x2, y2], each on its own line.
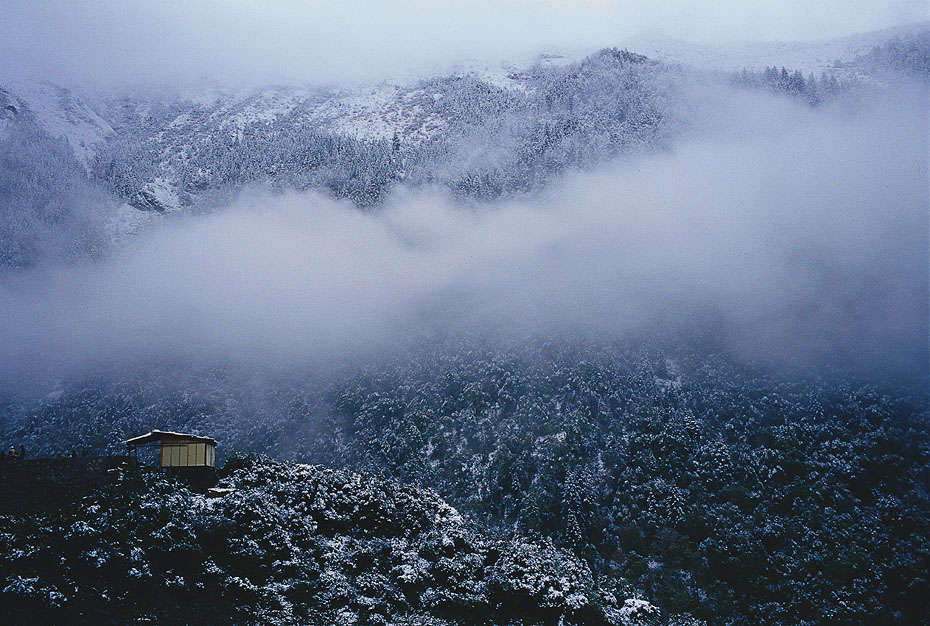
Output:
[0, 457, 660, 626]
[623, 21, 930, 78]
[0, 23, 925, 262]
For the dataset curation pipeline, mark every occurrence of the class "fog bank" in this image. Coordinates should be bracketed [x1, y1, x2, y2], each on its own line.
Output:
[1, 89, 926, 388]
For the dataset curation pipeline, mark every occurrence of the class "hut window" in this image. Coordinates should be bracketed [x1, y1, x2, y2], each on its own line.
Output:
[193, 443, 205, 466]
[160, 442, 214, 467]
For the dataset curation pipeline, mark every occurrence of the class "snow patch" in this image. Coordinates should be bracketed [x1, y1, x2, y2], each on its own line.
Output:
[6, 81, 113, 168]
[130, 177, 187, 213]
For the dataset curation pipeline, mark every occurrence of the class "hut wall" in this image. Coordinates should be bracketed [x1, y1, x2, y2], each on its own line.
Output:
[160, 442, 215, 468]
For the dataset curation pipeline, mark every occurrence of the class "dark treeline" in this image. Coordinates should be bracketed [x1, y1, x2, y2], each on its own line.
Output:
[1, 341, 927, 624]
[726, 33, 930, 104]
[726, 66, 848, 105]
[1, 459, 658, 625]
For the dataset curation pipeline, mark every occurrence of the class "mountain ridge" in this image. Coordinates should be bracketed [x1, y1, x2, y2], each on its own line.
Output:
[0, 23, 925, 265]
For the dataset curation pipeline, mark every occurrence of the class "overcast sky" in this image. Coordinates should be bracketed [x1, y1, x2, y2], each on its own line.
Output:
[0, 0, 926, 88]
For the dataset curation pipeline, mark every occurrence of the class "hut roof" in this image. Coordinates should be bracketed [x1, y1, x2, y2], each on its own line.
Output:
[123, 430, 217, 447]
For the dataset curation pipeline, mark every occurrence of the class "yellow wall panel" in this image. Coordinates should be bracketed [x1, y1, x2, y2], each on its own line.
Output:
[159, 442, 216, 467]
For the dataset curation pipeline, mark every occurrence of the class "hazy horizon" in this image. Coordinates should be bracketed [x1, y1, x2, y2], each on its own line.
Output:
[0, 1, 927, 89]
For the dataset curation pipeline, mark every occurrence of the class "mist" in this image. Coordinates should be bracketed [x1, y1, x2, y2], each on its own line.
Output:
[0, 85, 926, 390]
[1, 0, 926, 88]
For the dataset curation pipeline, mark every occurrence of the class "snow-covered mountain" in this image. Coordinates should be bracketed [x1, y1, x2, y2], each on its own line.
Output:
[0, 23, 926, 266]
[6, 23, 922, 171]
[622, 21, 930, 79]
[0, 81, 113, 168]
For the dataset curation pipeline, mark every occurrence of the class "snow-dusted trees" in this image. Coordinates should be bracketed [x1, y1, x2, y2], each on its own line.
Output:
[0, 122, 109, 267]
[727, 65, 850, 105]
[88, 47, 676, 211]
[859, 35, 930, 77]
[1, 341, 927, 625]
[0, 457, 659, 625]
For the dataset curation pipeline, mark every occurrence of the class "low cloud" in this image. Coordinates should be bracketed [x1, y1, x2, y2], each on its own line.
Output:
[1, 87, 926, 388]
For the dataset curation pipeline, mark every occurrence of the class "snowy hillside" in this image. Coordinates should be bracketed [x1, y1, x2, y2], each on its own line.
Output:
[3, 22, 925, 167]
[1, 81, 113, 168]
[623, 21, 930, 79]
[0, 22, 926, 262]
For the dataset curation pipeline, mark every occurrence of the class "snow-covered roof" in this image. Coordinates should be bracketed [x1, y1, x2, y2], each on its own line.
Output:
[123, 430, 217, 446]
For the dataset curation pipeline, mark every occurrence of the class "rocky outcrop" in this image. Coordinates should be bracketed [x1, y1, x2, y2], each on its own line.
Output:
[129, 178, 189, 212]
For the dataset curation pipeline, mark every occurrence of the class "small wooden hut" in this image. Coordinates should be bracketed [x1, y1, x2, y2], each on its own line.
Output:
[124, 430, 217, 469]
